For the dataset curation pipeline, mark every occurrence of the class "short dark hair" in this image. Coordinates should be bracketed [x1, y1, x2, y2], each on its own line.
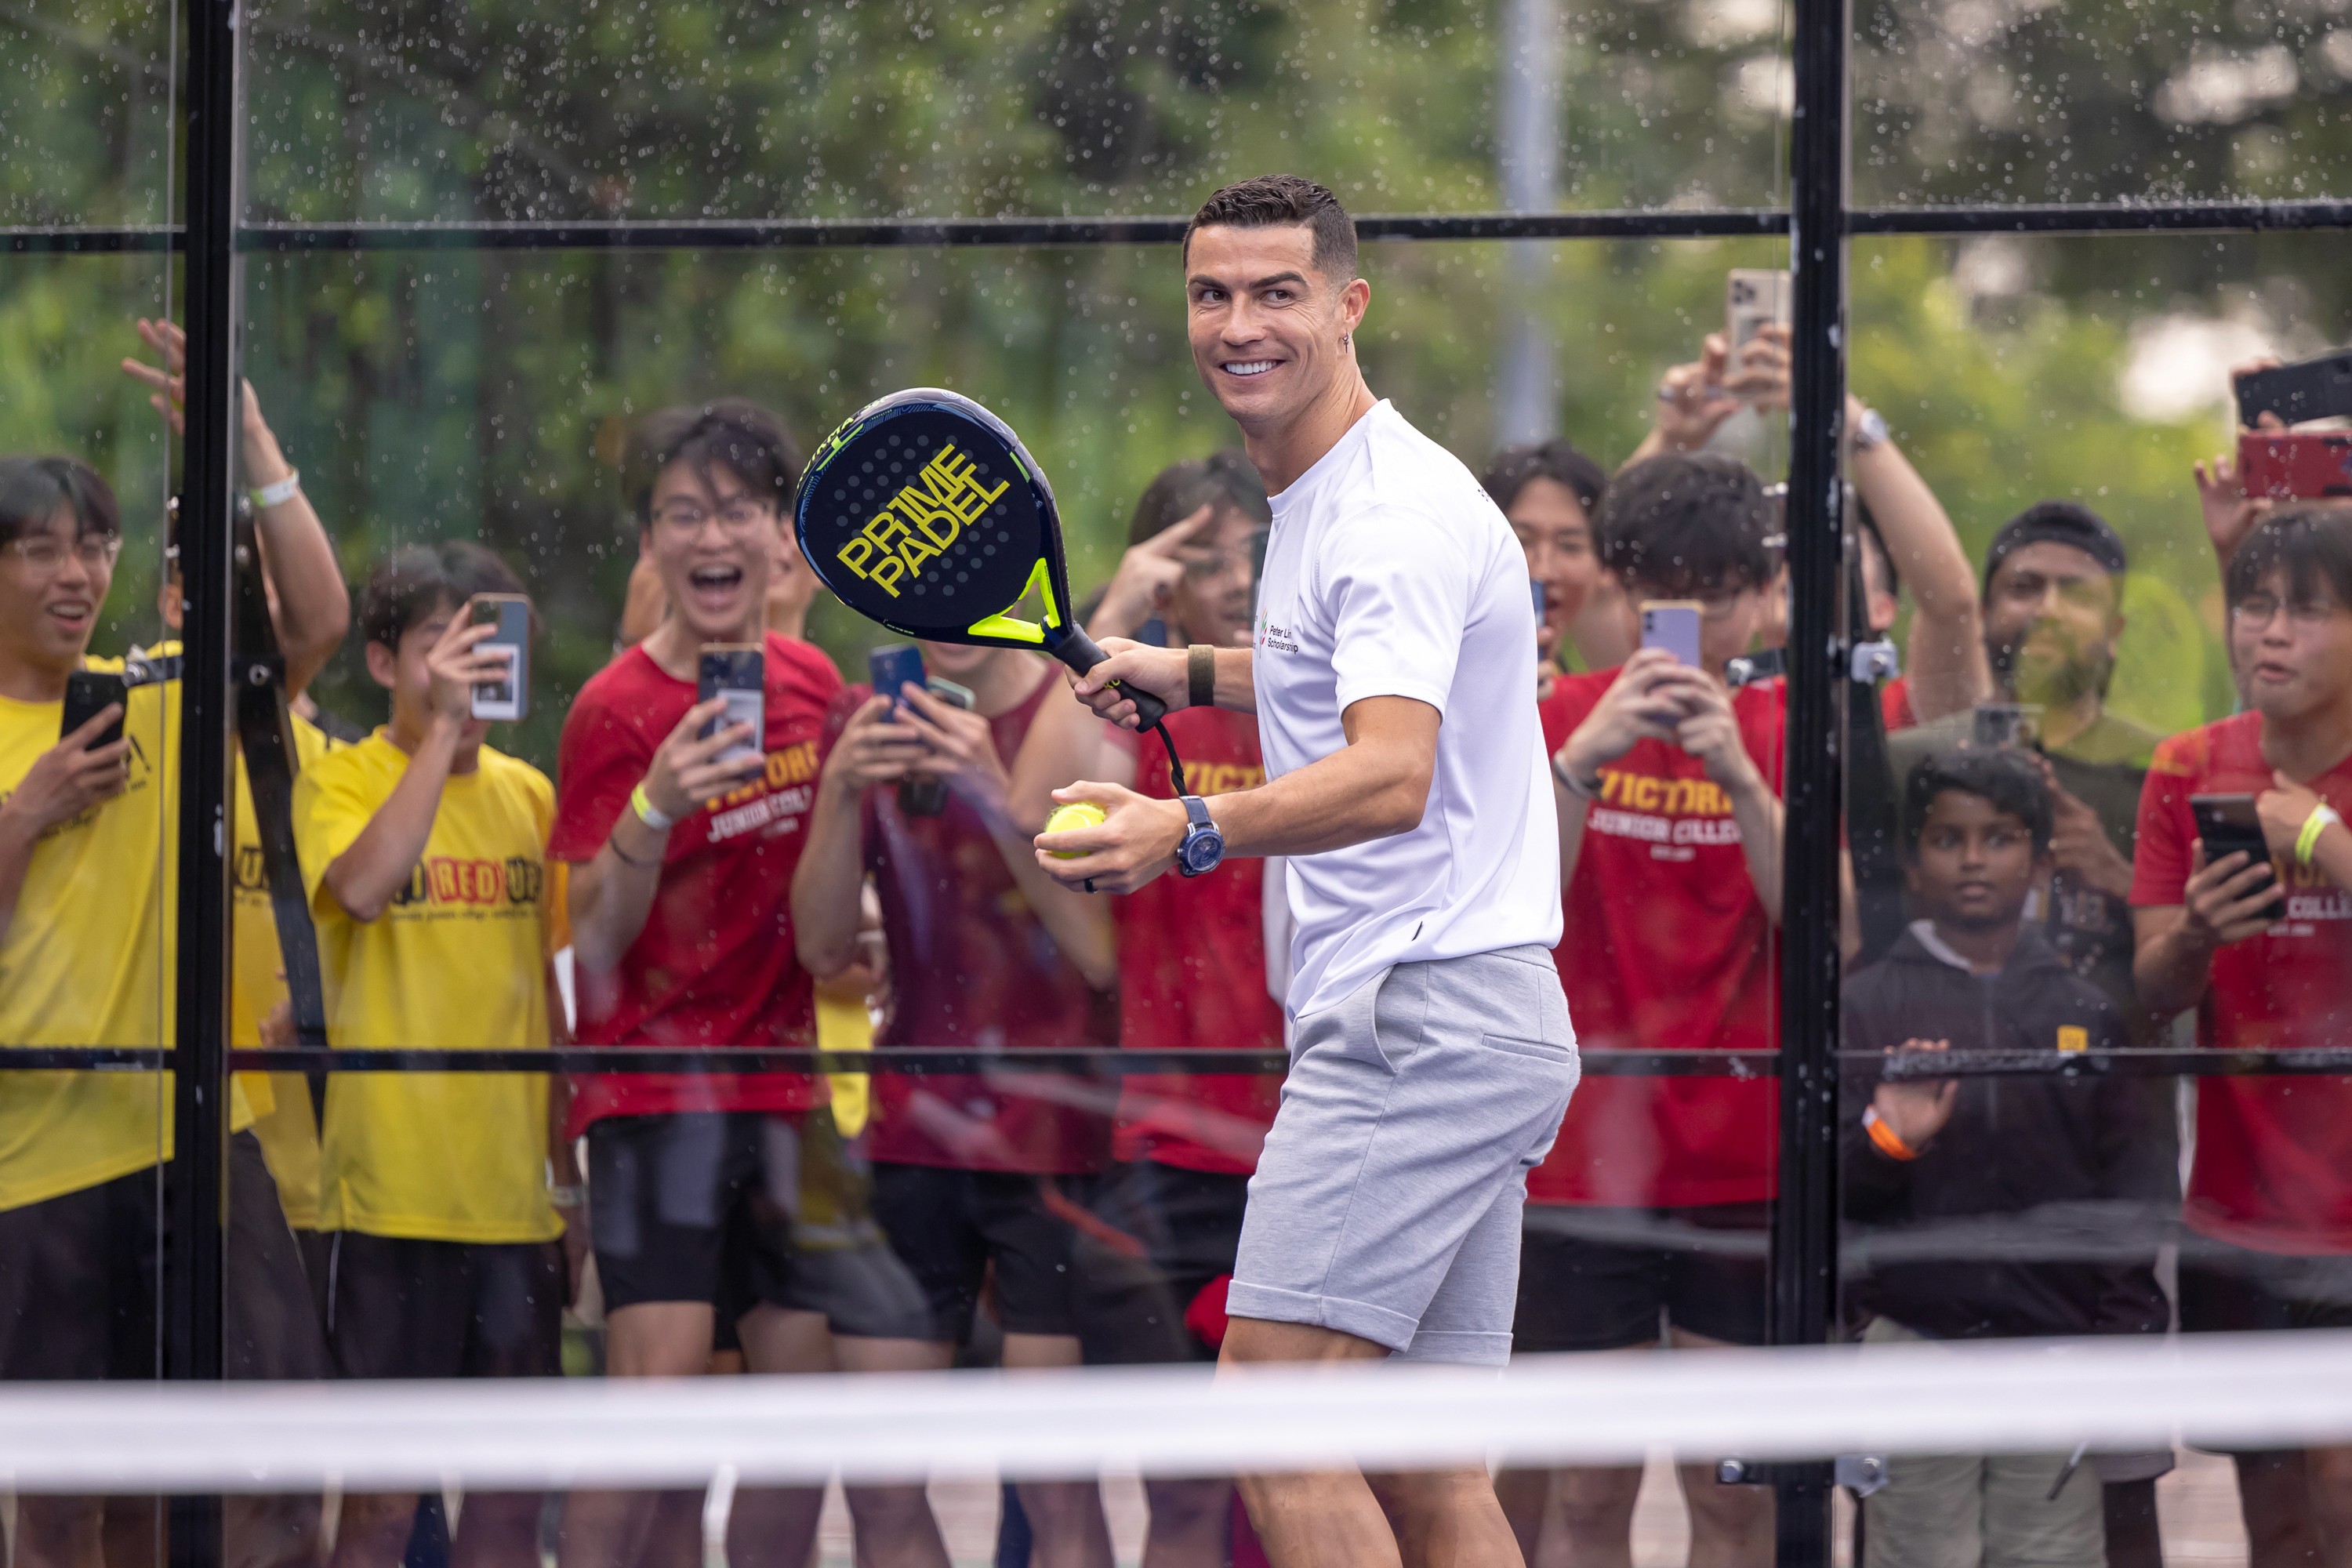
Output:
[1182, 174, 1359, 281]
[1481, 439, 1608, 521]
[2225, 503, 2352, 615]
[1126, 448, 1270, 546]
[1903, 748, 2053, 858]
[1597, 453, 1777, 597]
[622, 398, 802, 531]
[0, 455, 120, 547]
[358, 541, 532, 651]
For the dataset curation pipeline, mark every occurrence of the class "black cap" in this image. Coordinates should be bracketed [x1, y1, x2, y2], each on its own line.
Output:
[1982, 500, 2127, 591]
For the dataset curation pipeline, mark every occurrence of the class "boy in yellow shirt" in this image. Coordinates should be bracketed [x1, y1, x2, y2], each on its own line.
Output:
[296, 542, 579, 1568]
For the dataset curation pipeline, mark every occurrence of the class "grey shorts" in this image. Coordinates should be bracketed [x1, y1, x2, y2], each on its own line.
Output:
[1229, 945, 1580, 1366]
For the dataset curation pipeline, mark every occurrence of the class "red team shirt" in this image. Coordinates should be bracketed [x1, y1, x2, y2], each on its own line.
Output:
[829, 673, 1114, 1175]
[1531, 669, 1784, 1208]
[549, 633, 839, 1134]
[1108, 706, 1285, 1174]
[2131, 712, 2352, 1255]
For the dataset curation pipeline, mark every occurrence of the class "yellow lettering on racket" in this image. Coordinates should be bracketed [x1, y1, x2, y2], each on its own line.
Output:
[834, 442, 1010, 600]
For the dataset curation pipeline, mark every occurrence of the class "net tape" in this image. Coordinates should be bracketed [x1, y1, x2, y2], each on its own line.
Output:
[3, 1331, 2350, 1494]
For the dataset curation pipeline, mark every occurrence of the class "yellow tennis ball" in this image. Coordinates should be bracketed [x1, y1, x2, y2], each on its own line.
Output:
[1045, 801, 1107, 857]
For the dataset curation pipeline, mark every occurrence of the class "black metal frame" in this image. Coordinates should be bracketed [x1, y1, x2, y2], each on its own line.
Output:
[2, 0, 2346, 1562]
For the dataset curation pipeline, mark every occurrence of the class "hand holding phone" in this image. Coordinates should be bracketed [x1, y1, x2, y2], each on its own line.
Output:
[60, 670, 128, 750]
[9, 674, 132, 833]
[2236, 350, 2352, 428]
[2190, 793, 2286, 927]
[868, 644, 946, 816]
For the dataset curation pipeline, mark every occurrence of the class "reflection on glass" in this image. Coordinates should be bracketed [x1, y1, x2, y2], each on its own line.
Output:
[1845, 233, 2352, 1564]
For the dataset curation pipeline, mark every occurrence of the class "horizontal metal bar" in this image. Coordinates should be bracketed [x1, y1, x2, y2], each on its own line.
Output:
[5, 1044, 2345, 1077]
[0, 1045, 1773, 1075]
[2, 225, 183, 254]
[1847, 199, 2352, 235]
[225, 209, 1795, 252]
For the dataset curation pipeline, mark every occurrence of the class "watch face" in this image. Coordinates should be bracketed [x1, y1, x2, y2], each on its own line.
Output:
[1180, 825, 1225, 875]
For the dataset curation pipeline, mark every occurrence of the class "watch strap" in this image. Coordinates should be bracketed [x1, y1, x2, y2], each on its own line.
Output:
[1187, 644, 1216, 710]
[1182, 793, 1212, 828]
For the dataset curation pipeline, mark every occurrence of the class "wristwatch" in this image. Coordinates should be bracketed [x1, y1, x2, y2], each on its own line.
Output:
[1176, 794, 1225, 877]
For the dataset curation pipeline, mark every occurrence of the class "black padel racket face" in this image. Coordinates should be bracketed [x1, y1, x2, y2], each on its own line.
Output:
[795, 389, 1078, 654]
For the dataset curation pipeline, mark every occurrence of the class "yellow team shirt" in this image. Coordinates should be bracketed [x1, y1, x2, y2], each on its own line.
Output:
[0, 656, 257, 1211]
[296, 731, 561, 1244]
[235, 713, 338, 1229]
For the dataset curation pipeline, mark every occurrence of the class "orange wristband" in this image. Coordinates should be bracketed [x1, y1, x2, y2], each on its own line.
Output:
[1863, 1106, 1918, 1162]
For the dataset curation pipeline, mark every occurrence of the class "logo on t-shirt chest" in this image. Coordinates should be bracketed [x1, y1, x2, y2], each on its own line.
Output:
[703, 739, 819, 844]
[390, 855, 544, 913]
[1585, 767, 1742, 862]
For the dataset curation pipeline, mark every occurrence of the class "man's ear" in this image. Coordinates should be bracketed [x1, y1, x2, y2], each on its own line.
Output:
[363, 639, 399, 691]
[1338, 276, 1370, 338]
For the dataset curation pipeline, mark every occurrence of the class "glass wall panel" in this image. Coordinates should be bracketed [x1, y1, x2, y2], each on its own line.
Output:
[239, 0, 1789, 224]
[1843, 230, 2352, 1564]
[1854, 0, 2352, 205]
[226, 233, 1794, 1563]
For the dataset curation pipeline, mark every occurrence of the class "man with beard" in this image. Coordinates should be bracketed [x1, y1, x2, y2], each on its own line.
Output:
[1890, 503, 2161, 1040]
[1885, 502, 2177, 1568]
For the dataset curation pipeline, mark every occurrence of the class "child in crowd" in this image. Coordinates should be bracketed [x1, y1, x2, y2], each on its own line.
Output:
[296, 543, 576, 1568]
[1845, 749, 2168, 1568]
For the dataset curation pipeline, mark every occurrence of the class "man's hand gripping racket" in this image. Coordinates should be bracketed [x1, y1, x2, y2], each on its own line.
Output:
[793, 387, 1190, 809]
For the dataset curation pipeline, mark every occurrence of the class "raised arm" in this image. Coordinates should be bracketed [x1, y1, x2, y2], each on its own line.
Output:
[1849, 396, 1989, 724]
[792, 695, 920, 982]
[122, 318, 350, 695]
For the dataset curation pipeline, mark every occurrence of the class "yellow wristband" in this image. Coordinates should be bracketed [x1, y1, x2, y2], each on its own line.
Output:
[631, 782, 677, 833]
[2296, 804, 2341, 867]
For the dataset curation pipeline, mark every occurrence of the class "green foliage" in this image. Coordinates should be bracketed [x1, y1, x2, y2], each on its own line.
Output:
[9, 0, 2351, 768]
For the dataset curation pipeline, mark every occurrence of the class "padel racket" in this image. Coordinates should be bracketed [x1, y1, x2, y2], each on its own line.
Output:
[796, 388, 1187, 795]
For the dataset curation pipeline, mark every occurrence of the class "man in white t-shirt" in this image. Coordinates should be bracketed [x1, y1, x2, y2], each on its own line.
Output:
[1034, 173, 1577, 1568]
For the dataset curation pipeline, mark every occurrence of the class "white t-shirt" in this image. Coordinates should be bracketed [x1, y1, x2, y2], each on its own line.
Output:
[1251, 399, 1563, 1018]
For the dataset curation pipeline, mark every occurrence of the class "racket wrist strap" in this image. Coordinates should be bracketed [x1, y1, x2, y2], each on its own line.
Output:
[1187, 644, 1216, 711]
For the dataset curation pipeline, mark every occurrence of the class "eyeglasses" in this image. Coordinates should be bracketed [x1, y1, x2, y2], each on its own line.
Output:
[2230, 593, 2338, 630]
[650, 499, 777, 537]
[9, 534, 123, 574]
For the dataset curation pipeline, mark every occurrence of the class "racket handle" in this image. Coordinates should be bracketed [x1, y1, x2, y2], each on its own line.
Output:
[1051, 628, 1168, 730]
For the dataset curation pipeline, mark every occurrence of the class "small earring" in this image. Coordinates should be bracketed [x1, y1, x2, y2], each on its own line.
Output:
[1341, 332, 1351, 347]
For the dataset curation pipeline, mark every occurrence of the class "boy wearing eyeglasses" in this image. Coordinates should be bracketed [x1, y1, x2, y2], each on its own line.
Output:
[2132, 504, 2352, 1566]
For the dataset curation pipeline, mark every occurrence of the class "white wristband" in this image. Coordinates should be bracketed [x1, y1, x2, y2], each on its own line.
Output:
[251, 470, 301, 510]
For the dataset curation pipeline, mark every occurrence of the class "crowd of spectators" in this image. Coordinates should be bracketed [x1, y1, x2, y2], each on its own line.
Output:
[2, 296, 2350, 1568]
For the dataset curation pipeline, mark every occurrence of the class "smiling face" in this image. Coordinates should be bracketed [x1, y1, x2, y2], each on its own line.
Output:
[1907, 788, 2045, 937]
[2230, 564, 2352, 727]
[1185, 223, 1369, 436]
[0, 505, 114, 685]
[1983, 540, 2123, 709]
[643, 458, 779, 645]
[1508, 477, 1599, 662]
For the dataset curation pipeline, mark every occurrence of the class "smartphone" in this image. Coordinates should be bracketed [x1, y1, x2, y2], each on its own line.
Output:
[1971, 702, 2043, 750]
[2238, 430, 2352, 500]
[867, 644, 927, 712]
[869, 644, 944, 816]
[926, 675, 975, 710]
[1726, 268, 1791, 353]
[1640, 601, 1703, 667]
[2190, 793, 2287, 921]
[60, 670, 128, 749]
[468, 594, 530, 723]
[698, 644, 766, 765]
[2236, 350, 2352, 427]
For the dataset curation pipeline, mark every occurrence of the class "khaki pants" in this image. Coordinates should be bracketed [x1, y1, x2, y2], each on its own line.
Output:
[1860, 1319, 2105, 1568]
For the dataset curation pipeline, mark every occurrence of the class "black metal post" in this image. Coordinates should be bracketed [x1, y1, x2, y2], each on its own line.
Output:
[1772, 0, 1851, 1553]
[168, 0, 240, 1562]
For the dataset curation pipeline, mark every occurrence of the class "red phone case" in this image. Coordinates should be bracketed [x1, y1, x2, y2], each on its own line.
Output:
[2238, 430, 2352, 500]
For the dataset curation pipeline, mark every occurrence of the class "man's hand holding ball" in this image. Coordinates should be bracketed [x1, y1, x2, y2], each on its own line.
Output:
[1033, 782, 1188, 894]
